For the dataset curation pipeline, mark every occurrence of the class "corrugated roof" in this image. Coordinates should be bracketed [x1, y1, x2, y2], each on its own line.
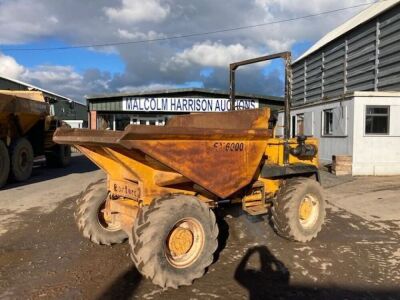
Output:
[295, 0, 400, 63]
[87, 88, 283, 102]
[0, 74, 83, 104]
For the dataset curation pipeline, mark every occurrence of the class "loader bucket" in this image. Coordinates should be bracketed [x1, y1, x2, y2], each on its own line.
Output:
[54, 108, 272, 199]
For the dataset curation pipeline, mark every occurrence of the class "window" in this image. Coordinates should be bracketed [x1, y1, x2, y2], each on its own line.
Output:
[134, 116, 166, 126]
[323, 109, 333, 135]
[49, 104, 55, 116]
[115, 114, 131, 130]
[97, 114, 112, 130]
[365, 106, 390, 134]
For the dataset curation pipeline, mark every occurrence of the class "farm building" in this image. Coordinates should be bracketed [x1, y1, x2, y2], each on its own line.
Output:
[278, 0, 400, 175]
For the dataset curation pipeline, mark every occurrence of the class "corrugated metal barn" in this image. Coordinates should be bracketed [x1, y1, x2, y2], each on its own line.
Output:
[278, 0, 400, 175]
[292, 0, 400, 103]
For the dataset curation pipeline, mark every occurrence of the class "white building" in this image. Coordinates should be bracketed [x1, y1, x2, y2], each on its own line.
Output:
[279, 91, 400, 175]
[278, 0, 400, 175]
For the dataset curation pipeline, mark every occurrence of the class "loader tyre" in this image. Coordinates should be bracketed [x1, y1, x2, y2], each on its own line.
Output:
[0, 140, 10, 188]
[271, 177, 325, 243]
[46, 144, 71, 167]
[130, 195, 219, 289]
[10, 138, 34, 182]
[75, 179, 128, 245]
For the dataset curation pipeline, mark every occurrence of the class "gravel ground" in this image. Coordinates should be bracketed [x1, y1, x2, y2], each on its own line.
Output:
[1, 155, 399, 300]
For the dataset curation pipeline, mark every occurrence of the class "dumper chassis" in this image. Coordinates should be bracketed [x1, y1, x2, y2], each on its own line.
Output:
[54, 52, 326, 289]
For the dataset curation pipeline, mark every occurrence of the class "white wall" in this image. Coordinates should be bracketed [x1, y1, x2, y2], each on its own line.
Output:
[278, 92, 400, 175]
[278, 98, 354, 164]
[352, 93, 400, 175]
[64, 120, 84, 129]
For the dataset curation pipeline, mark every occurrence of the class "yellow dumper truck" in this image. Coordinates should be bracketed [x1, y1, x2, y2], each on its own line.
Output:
[54, 52, 325, 288]
[0, 91, 71, 188]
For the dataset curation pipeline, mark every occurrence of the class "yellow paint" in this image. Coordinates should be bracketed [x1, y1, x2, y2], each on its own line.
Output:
[265, 137, 319, 166]
[168, 227, 194, 256]
[0, 90, 46, 102]
[76, 145, 197, 206]
[69, 108, 319, 207]
[77, 135, 319, 205]
[299, 198, 313, 221]
[256, 137, 319, 197]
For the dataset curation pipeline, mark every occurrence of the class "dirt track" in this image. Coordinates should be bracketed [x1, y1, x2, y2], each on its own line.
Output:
[1, 155, 400, 299]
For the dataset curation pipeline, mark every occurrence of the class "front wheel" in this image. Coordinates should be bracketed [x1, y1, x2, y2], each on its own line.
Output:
[271, 177, 326, 242]
[130, 195, 219, 289]
[74, 179, 128, 245]
[46, 144, 71, 167]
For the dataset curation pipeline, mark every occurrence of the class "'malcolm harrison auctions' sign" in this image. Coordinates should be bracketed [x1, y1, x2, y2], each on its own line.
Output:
[122, 97, 259, 112]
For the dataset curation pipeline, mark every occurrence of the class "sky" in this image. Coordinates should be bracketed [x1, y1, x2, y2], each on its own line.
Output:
[0, 0, 374, 103]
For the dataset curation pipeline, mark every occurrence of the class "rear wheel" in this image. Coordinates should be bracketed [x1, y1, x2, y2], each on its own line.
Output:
[10, 138, 34, 182]
[75, 179, 128, 245]
[271, 177, 325, 242]
[46, 144, 71, 167]
[0, 140, 10, 188]
[130, 194, 219, 289]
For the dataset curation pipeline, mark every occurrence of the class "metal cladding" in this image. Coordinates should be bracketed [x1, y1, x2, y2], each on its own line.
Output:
[292, 4, 400, 104]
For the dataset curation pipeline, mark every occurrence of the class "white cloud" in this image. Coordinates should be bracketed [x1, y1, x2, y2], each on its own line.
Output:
[117, 83, 179, 93]
[252, 0, 372, 51]
[0, 0, 59, 44]
[254, 0, 369, 15]
[164, 41, 262, 70]
[266, 39, 296, 52]
[0, 53, 25, 78]
[22, 66, 83, 89]
[0, 52, 88, 99]
[0, 0, 373, 98]
[104, 0, 170, 24]
[117, 29, 165, 40]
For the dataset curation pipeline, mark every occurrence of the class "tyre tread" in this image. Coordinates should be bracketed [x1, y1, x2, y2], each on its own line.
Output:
[271, 177, 325, 243]
[130, 194, 218, 288]
[74, 179, 127, 245]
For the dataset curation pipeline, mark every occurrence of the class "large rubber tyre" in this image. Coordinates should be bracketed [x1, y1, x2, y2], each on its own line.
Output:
[130, 195, 219, 289]
[75, 179, 128, 245]
[0, 140, 10, 188]
[9, 138, 34, 182]
[46, 144, 71, 168]
[271, 177, 326, 243]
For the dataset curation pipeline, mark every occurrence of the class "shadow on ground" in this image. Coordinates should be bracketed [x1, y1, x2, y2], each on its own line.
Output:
[2, 154, 98, 190]
[234, 245, 400, 300]
[90, 244, 400, 300]
[98, 267, 142, 300]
